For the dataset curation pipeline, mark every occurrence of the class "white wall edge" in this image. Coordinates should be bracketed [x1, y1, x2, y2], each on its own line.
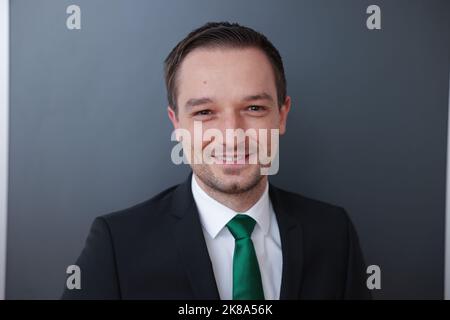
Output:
[446, 70, 450, 300]
[0, 0, 9, 300]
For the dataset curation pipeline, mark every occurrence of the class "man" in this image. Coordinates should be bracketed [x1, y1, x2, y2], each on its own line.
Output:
[62, 22, 371, 300]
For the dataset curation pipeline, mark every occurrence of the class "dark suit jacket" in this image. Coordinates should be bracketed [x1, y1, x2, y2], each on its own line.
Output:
[62, 174, 371, 299]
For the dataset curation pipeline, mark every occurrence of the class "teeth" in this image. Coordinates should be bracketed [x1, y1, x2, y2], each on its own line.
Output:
[215, 154, 246, 162]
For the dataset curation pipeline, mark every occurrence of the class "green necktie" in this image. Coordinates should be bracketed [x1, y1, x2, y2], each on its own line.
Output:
[226, 214, 265, 300]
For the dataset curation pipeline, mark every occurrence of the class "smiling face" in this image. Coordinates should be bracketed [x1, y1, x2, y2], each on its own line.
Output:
[168, 47, 291, 194]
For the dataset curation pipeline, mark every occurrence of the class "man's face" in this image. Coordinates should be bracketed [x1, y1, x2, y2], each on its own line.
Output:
[168, 47, 291, 194]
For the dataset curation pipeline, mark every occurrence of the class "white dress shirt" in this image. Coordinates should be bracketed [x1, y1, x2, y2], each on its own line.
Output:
[191, 174, 283, 300]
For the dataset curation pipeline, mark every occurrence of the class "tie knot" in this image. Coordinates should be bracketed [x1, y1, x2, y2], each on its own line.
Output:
[226, 214, 256, 240]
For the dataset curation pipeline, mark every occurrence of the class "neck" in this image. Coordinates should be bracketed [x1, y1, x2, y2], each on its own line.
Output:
[194, 174, 268, 212]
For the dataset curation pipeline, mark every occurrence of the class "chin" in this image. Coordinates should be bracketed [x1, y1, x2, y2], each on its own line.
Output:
[216, 168, 262, 187]
[216, 167, 257, 180]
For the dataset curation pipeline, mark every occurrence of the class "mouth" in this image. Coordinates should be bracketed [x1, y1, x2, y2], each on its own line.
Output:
[211, 153, 253, 165]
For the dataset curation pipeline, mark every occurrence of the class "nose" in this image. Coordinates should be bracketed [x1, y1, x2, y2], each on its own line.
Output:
[220, 109, 244, 132]
[219, 110, 248, 153]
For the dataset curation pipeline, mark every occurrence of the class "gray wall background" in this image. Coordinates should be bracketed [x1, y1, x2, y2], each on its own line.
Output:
[6, 0, 450, 299]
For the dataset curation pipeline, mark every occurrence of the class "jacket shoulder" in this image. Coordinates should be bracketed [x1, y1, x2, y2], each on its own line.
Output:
[98, 183, 180, 229]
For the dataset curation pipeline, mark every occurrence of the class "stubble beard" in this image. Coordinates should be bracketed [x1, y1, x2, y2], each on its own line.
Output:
[192, 163, 264, 195]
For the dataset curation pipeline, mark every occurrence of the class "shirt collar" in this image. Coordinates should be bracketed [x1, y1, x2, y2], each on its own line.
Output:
[191, 174, 271, 239]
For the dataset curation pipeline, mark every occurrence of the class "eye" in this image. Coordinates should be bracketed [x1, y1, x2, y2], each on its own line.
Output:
[194, 109, 212, 116]
[247, 105, 265, 112]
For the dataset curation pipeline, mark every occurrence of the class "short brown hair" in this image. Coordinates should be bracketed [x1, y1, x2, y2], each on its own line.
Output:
[164, 22, 287, 111]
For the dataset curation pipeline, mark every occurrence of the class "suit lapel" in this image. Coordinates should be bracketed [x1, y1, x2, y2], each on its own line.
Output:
[168, 175, 304, 300]
[269, 184, 304, 299]
[170, 174, 220, 299]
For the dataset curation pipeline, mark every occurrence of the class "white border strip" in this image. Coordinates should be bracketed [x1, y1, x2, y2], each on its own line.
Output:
[446, 70, 450, 300]
[0, 0, 9, 300]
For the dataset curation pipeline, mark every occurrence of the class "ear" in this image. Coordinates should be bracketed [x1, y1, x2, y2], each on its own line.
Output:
[278, 96, 291, 135]
[167, 106, 179, 129]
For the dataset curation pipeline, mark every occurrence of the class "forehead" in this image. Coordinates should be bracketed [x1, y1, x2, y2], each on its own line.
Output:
[176, 47, 277, 107]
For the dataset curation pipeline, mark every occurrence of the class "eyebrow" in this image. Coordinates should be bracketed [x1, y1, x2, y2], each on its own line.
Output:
[241, 92, 274, 103]
[184, 92, 274, 110]
[185, 97, 214, 109]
